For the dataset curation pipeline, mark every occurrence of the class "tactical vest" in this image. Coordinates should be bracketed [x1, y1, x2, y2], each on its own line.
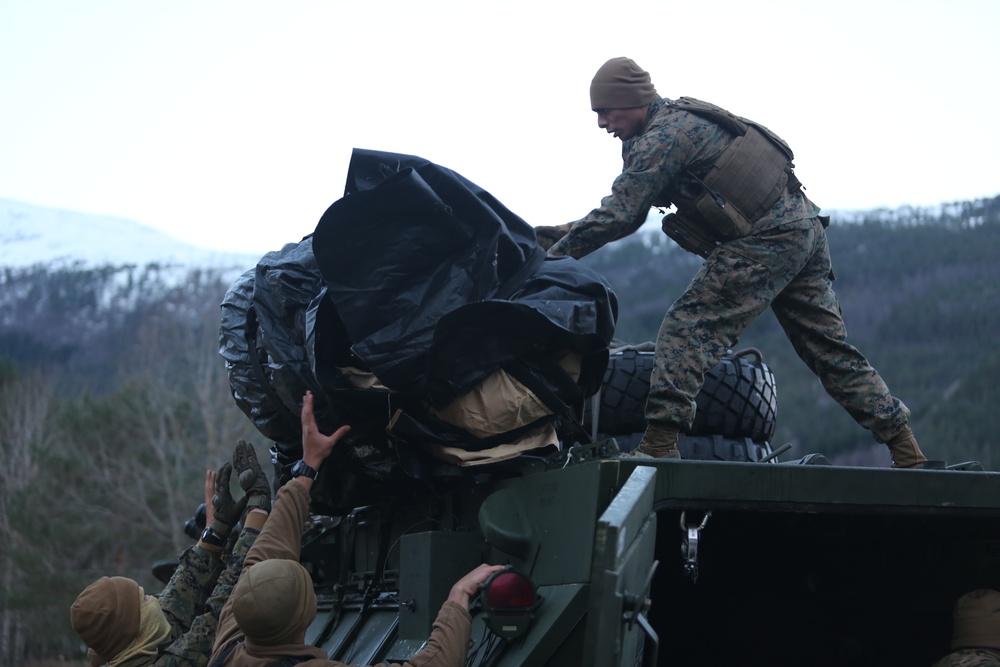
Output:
[660, 97, 802, 257]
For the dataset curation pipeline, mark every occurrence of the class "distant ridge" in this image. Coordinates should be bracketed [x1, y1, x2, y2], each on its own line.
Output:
[0, 198, 262, 271]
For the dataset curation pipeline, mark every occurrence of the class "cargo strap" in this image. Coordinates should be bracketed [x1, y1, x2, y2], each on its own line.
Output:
[662, 97, 802, 256]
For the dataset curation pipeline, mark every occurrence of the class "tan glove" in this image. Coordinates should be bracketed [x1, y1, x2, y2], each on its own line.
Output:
[233, 439, 271, 516]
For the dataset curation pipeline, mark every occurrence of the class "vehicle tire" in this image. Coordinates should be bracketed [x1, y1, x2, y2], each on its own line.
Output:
[678, 434, 773, 462]
[585, 344, 777, 443]
[688, 348, 777, 443]
[584, 345, 655, 436]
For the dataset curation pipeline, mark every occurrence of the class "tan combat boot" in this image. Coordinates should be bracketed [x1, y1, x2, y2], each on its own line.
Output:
[886, 426, 928, 468]
[636, 423, 682, 459]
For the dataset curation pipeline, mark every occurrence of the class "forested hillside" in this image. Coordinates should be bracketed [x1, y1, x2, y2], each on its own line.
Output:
[0, 265, 261, 663]
[0, 195, 998, 662]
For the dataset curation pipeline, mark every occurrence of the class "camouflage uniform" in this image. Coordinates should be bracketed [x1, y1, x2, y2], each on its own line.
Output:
[149, 529, 260, 666]
[931, 648, 1000, 666]
[550, 97, 910, 442]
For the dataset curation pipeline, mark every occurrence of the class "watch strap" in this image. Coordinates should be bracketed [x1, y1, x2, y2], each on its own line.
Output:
[291, 460, 318, 480]
[200, 526, 227, 549]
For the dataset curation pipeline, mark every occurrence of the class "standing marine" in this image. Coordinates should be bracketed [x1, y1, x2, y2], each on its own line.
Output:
[538, 56, 927, 467]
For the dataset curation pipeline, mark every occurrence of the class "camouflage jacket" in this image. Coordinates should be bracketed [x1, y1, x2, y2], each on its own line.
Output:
[154, 530, 260, 666]
[549, 96, 821, 260]
[156, 545, 223, 647]
[931, 648, 1000, 666]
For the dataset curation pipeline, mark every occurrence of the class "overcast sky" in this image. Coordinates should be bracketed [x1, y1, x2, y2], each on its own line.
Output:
[2, 0, 998, 254]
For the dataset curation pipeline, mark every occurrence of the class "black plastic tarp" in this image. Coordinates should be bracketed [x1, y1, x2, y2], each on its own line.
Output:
[220, 148, 617, 475]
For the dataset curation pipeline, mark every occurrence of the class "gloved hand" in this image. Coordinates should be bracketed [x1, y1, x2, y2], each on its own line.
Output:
[211, 462, 247, 536]
[233, 439, 271, 516]
[534, 223, 573, 252]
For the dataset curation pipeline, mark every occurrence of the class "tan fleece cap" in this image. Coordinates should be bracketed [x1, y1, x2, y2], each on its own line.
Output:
[232, 559, 317, 646]
[590, 57, 657, 110]
[70, 576, 142, 661]
[951, 589, 1000, 650]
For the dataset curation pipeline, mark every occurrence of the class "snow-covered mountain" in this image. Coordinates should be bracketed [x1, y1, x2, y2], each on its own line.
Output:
[0, 199, 273, 378]
[0, 198, 262, 272]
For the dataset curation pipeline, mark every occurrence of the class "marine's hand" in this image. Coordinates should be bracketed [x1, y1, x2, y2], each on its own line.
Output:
[211, 462, 247, 531]
[447, 563, 506, 610]
[534, 223, 573, 252]
[301, 390, 351, 472]
[233, 438, 271, 516]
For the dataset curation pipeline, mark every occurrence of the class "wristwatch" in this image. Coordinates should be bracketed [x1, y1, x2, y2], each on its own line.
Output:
[200, 526, 227, 548]
[290, 460, 318, 480]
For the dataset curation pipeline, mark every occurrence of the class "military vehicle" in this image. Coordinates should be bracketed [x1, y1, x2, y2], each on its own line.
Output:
[205, 149, 1000, 666]
[249, 350, 993, 667]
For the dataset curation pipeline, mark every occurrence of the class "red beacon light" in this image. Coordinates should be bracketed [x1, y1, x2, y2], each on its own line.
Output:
[479, 567, 542, 640]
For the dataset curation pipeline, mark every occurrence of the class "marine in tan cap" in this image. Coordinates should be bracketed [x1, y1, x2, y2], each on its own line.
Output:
[536, 56, 929, 468]
[209, 390, 503, 667]
[931, 589, 1000, 666]
[70, 441, 272, 666]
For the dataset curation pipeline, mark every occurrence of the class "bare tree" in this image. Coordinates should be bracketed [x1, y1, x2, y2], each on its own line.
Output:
[0, 368, 56, 664]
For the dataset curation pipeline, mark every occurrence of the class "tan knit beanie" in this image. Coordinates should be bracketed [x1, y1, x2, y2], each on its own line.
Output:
[232, 559, 317, 646]
[590, 57, 657, 111]
[951, 589, 1000, 650]
[70, 576, 142, 661]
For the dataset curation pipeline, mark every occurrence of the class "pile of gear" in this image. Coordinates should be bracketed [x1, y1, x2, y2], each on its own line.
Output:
[220, 149, 618, 502]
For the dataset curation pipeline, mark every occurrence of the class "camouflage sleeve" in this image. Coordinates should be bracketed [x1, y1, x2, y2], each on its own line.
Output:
[156, 545, 224, 641]
[154, 528, 261, 666]
[930, 648, 1000, 666]
[549, 119, 695, 260]
[206, 527, 260, 619]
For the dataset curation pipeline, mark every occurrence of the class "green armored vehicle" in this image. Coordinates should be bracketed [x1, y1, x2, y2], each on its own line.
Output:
[213, 150, 998, 666]
[263, 351, 996, 667]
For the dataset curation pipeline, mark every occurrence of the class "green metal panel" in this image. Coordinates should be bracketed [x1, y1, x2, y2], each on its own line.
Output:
[314, 595, 400, 665]
[487, 584, 589, 666]
[398, 530, 485, 640]
[337, 607, 398, 665]
[482, 461, 620, 584]
[617, 459, 1000, 516]
[584, 465, 658, 667]
[305, 595, 338, 648]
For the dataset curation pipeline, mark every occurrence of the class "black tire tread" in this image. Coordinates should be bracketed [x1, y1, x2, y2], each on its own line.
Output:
[585, 346, 778, 444]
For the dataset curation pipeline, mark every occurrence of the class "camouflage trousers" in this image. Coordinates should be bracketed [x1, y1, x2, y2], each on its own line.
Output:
[645, 217, 910, 443]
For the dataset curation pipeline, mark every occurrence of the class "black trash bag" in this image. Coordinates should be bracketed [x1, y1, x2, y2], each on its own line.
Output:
[219, 236, 400, 484]
[220, 148, 618, 486]
[315, 149, 616, 406]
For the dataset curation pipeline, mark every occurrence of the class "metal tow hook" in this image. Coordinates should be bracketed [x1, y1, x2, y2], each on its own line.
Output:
[680, 510, 711, 582]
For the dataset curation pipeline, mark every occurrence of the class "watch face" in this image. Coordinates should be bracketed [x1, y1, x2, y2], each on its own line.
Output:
[292, 461, 317, 479]
[201, 527, 223, 546]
